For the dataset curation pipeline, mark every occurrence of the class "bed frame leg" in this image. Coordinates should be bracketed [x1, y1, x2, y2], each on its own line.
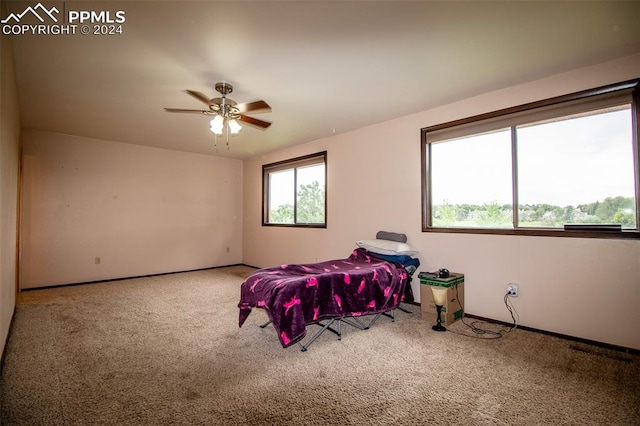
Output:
[396, 303, 412, 314]
[259, 320, 272, 329]
[297, 319, 340, 351]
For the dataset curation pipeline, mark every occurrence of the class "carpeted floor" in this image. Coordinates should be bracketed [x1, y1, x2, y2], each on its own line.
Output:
[1, 266, 638, 425]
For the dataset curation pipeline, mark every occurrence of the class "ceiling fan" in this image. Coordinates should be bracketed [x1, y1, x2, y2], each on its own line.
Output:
[164, 82, 272, 136]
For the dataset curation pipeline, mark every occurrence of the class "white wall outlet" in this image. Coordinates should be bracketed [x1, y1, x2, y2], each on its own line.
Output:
[507, 283, 519, 297]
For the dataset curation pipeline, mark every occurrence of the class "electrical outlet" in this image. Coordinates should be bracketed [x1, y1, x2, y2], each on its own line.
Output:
[506, 283, 519, 297]
[226, 247, 230, 253]
[95, 257, 101, 265]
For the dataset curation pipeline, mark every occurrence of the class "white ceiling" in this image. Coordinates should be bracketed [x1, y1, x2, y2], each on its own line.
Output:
[7, 0, 640, 159]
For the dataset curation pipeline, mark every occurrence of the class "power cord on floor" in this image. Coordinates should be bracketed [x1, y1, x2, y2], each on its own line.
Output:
[447, 285, 519, 339]
[503, 292, 519, 331]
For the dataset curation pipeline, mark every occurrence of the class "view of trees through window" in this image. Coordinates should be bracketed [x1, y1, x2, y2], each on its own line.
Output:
[269, 180, 325, 224]
[426, 84, 638, 233]
[433, 196, 636, 229]
[264, 154, 326, 226]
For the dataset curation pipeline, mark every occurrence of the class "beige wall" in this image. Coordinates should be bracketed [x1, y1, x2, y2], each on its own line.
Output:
[243, 54, 640, 350]
[20, 130, 243, 288]
[0, 0, 21, 356]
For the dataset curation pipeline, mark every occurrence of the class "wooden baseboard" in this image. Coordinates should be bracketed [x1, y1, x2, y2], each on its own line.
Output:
[21, 264, 250, 291]
[463, 312, 639, 355]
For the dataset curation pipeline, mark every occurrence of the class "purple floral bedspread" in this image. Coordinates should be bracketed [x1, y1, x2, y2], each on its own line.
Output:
[238, 248, 408, 348]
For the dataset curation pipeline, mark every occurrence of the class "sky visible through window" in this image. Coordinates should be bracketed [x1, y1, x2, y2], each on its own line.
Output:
[431, 107, 634, 208]
[269, 170, 294, 211]
[269, 164, 325, 210]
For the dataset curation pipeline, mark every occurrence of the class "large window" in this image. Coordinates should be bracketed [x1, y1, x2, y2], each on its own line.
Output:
[422, 80, 639, 238]
[263, 151, 327, 227]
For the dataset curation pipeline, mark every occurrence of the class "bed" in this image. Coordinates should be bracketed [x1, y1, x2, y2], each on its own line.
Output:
[238, 236, 419, 350]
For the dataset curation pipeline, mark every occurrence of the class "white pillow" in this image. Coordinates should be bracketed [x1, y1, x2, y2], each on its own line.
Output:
[356, 239, 419, 256]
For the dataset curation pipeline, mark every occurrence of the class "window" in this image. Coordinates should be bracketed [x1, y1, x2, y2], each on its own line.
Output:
[263, 151, 327, 227]
[422, 80, 640, 238]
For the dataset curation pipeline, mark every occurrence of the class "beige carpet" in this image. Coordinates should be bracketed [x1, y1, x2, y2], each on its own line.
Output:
[1, 266, 638, 425]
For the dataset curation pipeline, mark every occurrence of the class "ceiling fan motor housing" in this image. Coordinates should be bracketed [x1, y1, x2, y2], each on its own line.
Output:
[215, 82, 233, 96]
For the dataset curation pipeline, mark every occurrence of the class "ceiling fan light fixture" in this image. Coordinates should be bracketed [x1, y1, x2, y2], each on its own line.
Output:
[210, 115, 224, 134]
[228, 118, 242, 135]
[166, 82, 271, 148]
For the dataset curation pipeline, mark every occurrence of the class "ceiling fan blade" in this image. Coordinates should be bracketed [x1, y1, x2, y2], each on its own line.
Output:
[164, 108, 208, 114]
[236, 100, 271, 114]
[239, 115, 272, 129]
[185, 90, 213, 106]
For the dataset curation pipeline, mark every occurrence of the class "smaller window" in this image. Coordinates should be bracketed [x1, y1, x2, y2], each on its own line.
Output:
[262, 152, 327, 227]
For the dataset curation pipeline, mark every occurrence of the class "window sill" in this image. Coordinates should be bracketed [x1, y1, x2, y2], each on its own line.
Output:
[262, 223, 326, 229]
[422, 226, 639, 239]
